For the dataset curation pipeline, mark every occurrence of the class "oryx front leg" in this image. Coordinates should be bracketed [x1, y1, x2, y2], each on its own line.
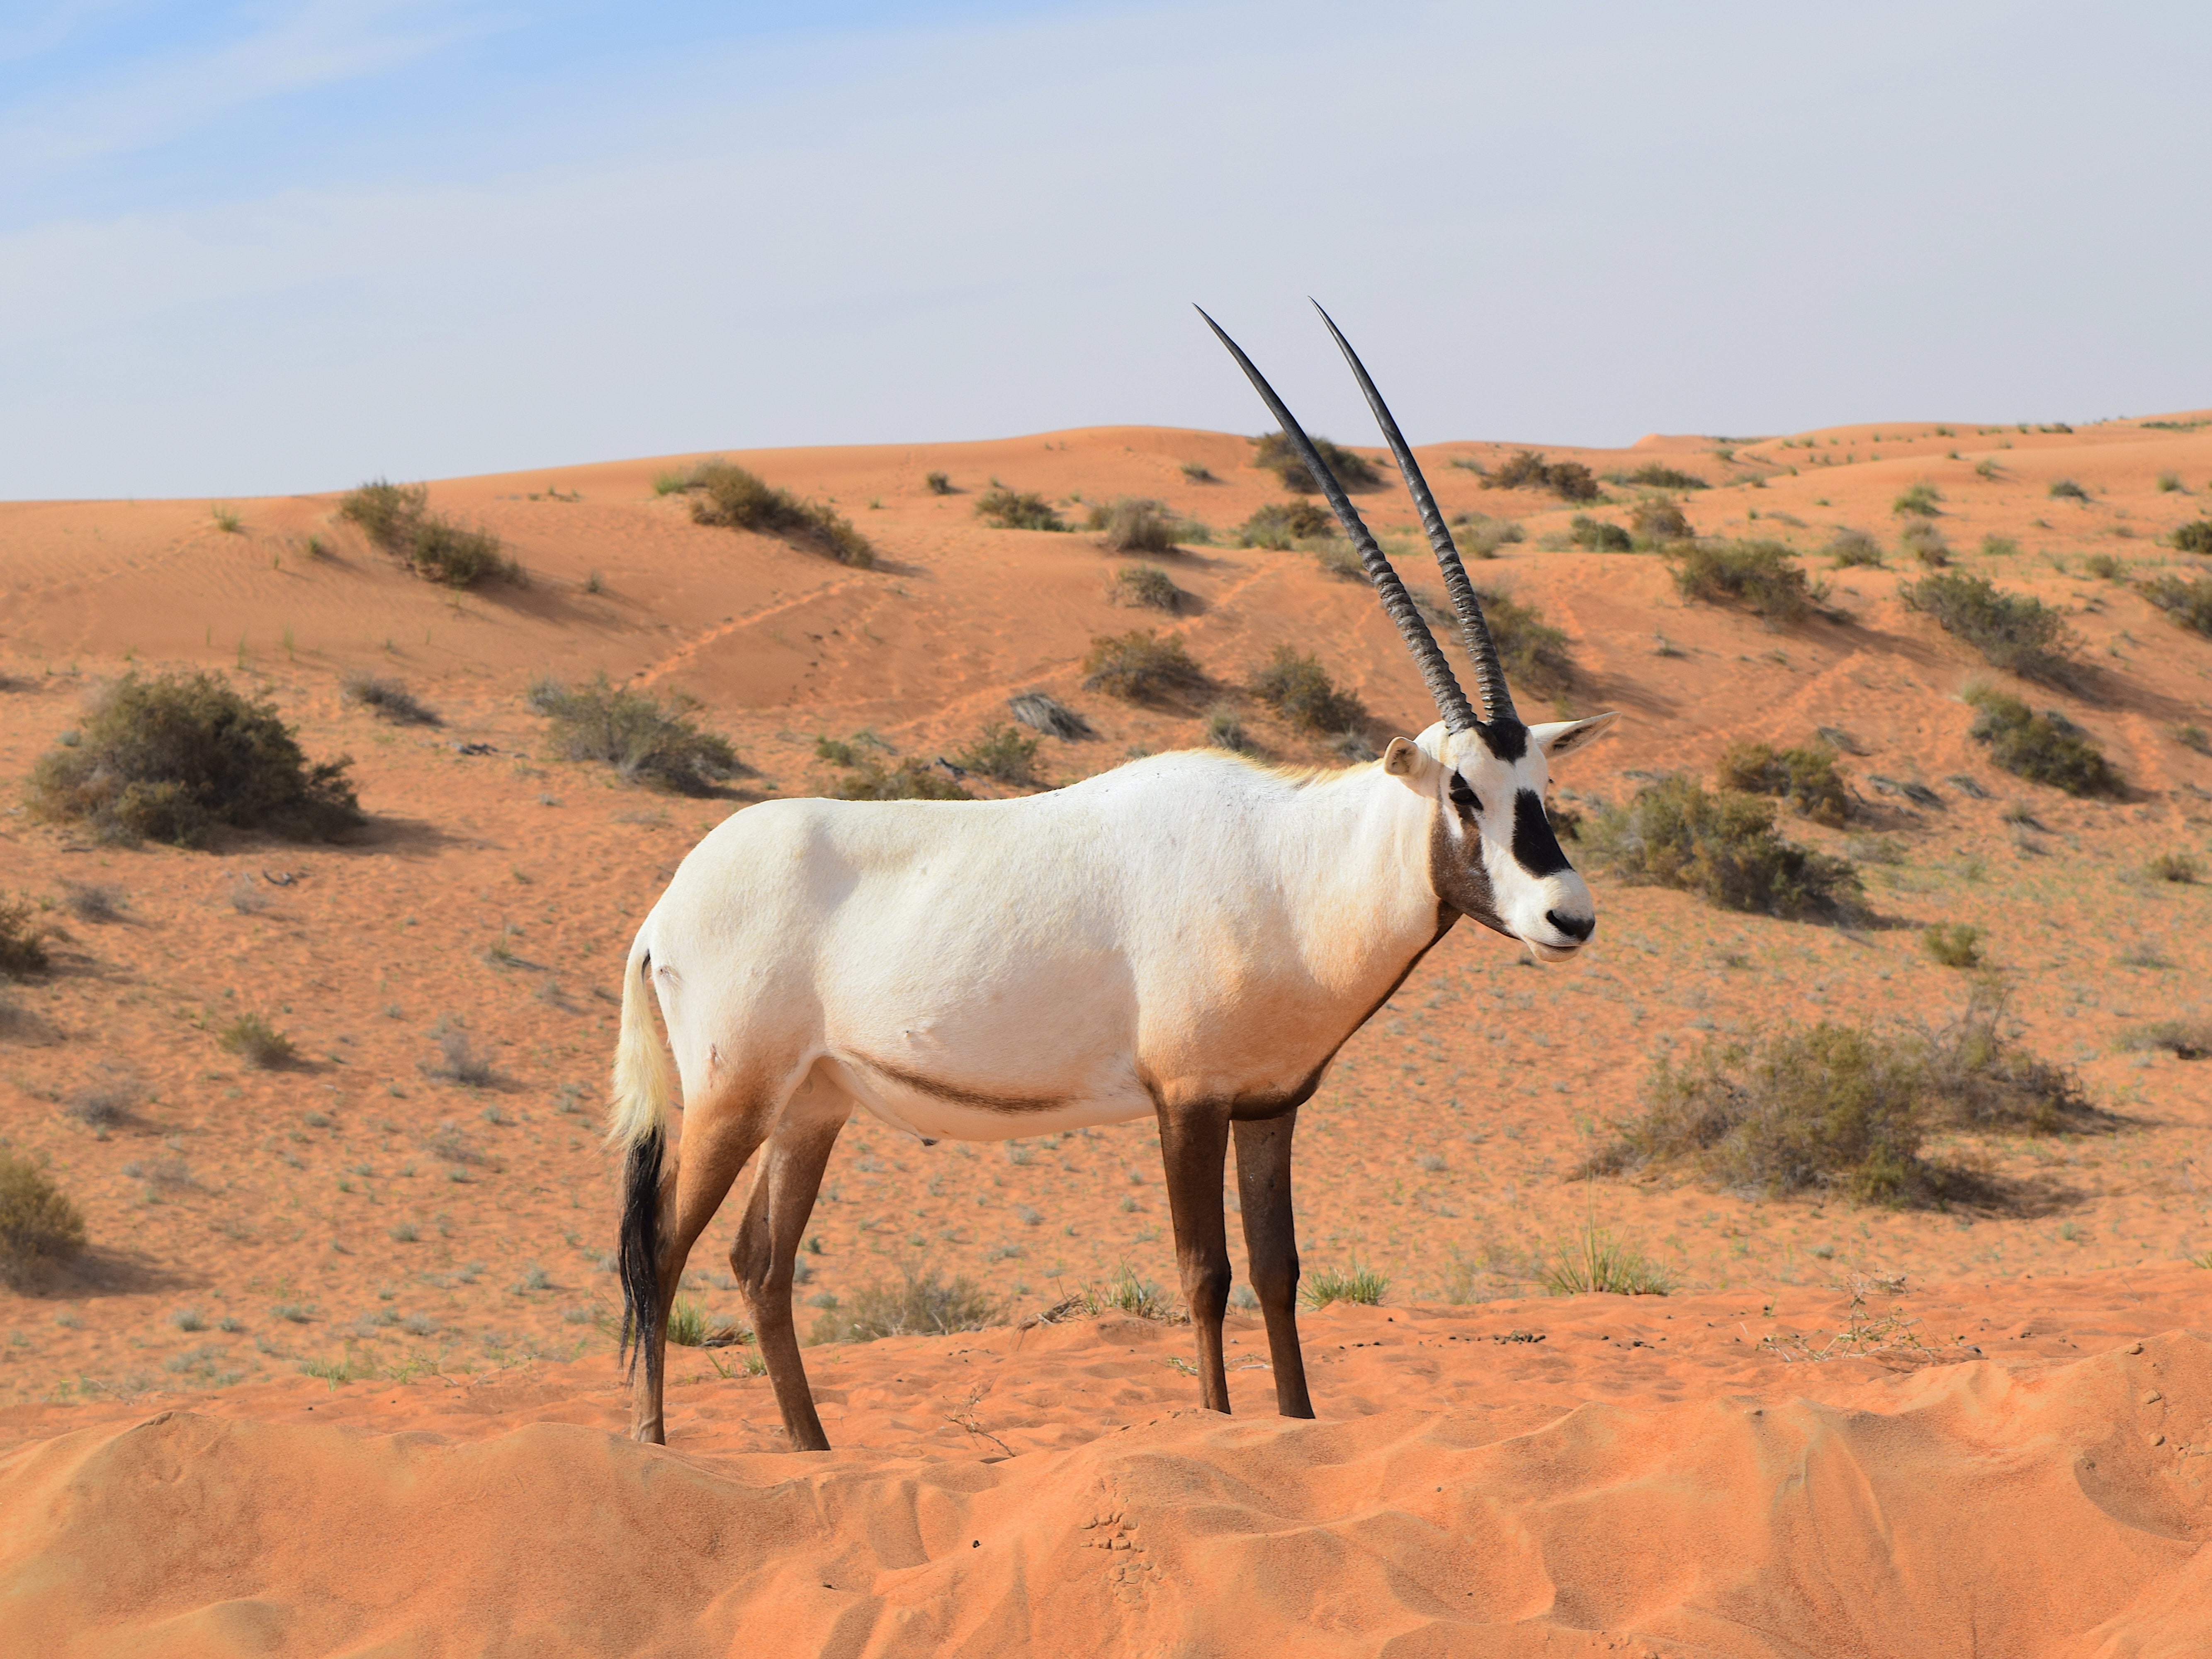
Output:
[1156, 1104, 1234, 1414]
[730, 1079, 847, 1452]
[1234, 1111, 1313, 1418]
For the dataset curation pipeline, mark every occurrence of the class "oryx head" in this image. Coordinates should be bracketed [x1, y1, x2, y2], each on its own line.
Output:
[1200, 301, 1621, 962]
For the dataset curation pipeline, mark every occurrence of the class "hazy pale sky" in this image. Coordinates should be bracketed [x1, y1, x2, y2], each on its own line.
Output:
[5, 1, 2208, 500]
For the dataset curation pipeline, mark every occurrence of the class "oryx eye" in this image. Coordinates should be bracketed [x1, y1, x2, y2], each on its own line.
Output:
[1448, 776, 1481, 815]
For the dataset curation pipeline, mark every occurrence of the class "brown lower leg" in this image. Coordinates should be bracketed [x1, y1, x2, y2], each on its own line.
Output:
[629, 1099, 770, 1444]
[730, 1107, 844, 1451]
[1234, 1112, 1312, 1418]
[1157, 1106, 1233, 1413]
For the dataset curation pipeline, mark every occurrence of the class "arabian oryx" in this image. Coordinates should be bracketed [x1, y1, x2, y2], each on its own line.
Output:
[608, 303, 1619, 1447]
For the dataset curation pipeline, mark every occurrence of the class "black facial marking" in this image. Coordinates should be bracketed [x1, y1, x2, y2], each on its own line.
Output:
[1480, 720, 1529, 763]
[1448, 774, 1480, 817]
[1511, 788, 1572, 877]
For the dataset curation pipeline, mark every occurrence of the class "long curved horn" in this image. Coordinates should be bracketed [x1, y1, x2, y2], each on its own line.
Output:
[1195, 305, 1477, 735]
[1310, 301, 1519, 728]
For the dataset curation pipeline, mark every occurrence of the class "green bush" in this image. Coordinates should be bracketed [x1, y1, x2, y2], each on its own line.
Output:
[339, 673, 439, 726]
[1082, 631, 1205, 701]
[0, 896, 48, 979]
[1485, 450, 1602, 503]
[338, 480, 519, 587]
[1249, 431, 1380, 492]
[526, 675, 741, 794]
[1541, 1221, 1673, 1296]
[834, 758, 970, 801]
[1826, 529, 1884, 568]
[1239, 501, 1336, 549]
[1630, 497, 1692, 543]
[1301, 1261, 1388, 1308]
[1893, 483, 1942, 518]
[953, 724, 1043, 786]
[1901, 572, 2076, 685]
[1665, 540, 1822, 625]
[1473, 587, 1575, 696]
[2048, 479, 2090, 502]
[2149, 852, 2200, 884]
[924, 471, 952, 495]
[1963, 685, 2122, 797]
[218, 1012, 294, 1069]
[1714, 741, 1849, 826]
[1582, 775, 1865, 922]
[1451, 513, 1526, 556]
[2138, 574, 2212, 637]
[1252, 646, 1366, 734]
[2081, 552, 2127, 582]
[1114, 564, 1183, 612]
[1088, 496, 1184, 552]
[0, 1152, 86, 1288]
[1621, 464, 1708, 491]
[1922, 923, 1983, 968]
[30, 672, 361, 848]
[679, 461, 875, 567]
[808, 1265, 996, 1343]
[1569, 514, 1631, 551]
[2170, 520, 2212, 554]
[975, 488, 1066, 532]
[1979, 534, 2021, 557]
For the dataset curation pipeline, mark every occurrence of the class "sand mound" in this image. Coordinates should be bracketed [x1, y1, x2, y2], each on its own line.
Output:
[3, 1268, 2206, 1657]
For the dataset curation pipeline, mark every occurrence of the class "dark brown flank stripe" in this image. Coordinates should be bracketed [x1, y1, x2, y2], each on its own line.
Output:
[851, 1053, 1073, 1115]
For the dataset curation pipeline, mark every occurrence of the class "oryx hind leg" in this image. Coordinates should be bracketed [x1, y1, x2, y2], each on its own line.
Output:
[729, 1063, 848, 1452]
[1157, 1104, 1234, 1414]
[1233, 1111, 1313, 1418]
[628, 1074, 791, 1445]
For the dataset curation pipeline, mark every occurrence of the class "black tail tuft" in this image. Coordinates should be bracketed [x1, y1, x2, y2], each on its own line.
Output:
[617, 1126, 665, 1391]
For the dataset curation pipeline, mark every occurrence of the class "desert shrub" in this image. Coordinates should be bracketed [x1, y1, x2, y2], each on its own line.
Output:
[1569, 515, 1631, 552]
[1249, 431, 1380, 492]
[1963, 686, 2122, 797]
[526, 675, 740, 794]
[1238, 501, 1336, 549]
[0, 898, 49, 979]
[2081, 552, 2126, 582]
[835, 758, 970, 801]
[1114, 564, 1184, 612]
[1714, 741, 1849, 826]
[2149, 852, 2200, 884]
[1581, 775, 1865, 922]
[427, 1022, 496, 1086]
[1826, 529, 1884, 568]
[975, 488, 1066, 531]
[953, 724, 1043, 786]
[2169, 520, 2212, 554]
[1922, 982, 2098, 1134]
[1622, 464, 1707, 491]
[59, 882, 123, 924]
[2048, 479, 2090, 502]
[218, 1013, 294, 1069]
[1301, 1261, 1388, 1308]
[1892, 483, 1942, 518]
[808, 1265, 996, 1343]
[339, 673, 439, 726]
[1630, 497, 1692, 543]
[338, 480, 518, 587]
[1453, 513, 1526, 557]
[1203, 703, 1254, 752]
[1485, 450, 1602, 503]
[1007, 692, 1091, 739]
[29, 672, 362, 848]
[0, 1152, 86, 1288]
[1665, 540, 1821, 625]
[1922, 923, 1983, 968]
[1979, 534, 2021, 557]
[1901, 573, 2076, 685]
[1472, 588, 1575, 696]
[1252, 647, 1365, 733]
[2121, 1021, 2212, 1061]
[924, 471, 952, 495]
[671, 460, 875, 567]
[67, 1072, 138, 1128]
[2157, 472, 2183, 493]
[1899, 521, 1950, 567]
[2175, 723, 2211, 755]
[1310, 542, 1367, 583]
[1541, 1221, 1673, 1296]
[1083, 631, 1204, 701]
[2138, 574, 2212, 637]
[1088, 497, 1181, 553]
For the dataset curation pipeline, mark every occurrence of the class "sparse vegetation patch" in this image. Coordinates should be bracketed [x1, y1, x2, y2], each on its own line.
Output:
[1485, 450, 1602, 503]
[1714, 741, 1849, 826]
[1082, 631, 1205, 701]
[2137, 574, 2212, 637]
[1569, 515, 1631, 552]
[953, 724, 1043, 787]
[218, 1013, 294, 1070]
[0, 1152, 86, 1288]
[1237, 501, 1336, 550]
[1473, 588, 1575, 696]
[1581, 775, 1865, 922]
[975, 489, 1067, 532]
[1901, 573, 2077, 686]
[834, 758, 970, 801]
[340, 673, 439, 726]
[338, 480, 519, 587]
[2169, 520, 2212, 555]
[671, 460, 875, 567]
[1665, 540, 1821, 625]
[1301, 1261, 1388, 1308]
[1621, 464, 1708, 491]
[1252, 647, 1366, 735]
[1113, 564, 1184, 612]
[1249, 431, 1379, 492]
[1826, 529, 1884, 568]
[1007, 693, 1091, 740]
[1962, 686, 2122, 797]
[526, 676, 741, 794]
[1088, 497, 1188, 553]
[808, 1265, 996, 1343]
[30, 671, 362, 847]
[0, 898, 49, 979]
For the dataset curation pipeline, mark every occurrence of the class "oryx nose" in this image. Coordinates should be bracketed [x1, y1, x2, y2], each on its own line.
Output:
[1545, 909, 1594, 942]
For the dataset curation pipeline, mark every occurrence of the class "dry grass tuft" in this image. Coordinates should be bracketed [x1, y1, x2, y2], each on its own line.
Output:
[1113, 564, 1184, 612]
[1083, 631, 1205, 701]
[1301, 1261, 1388, 1308]
[1252, 646, 1366, 735]
[674, 461, 875, 567]
[218, 1012, 294, 1070]
[1238, 501, 1336, 549]
[809, 1266, 997, 1343]
[974, 489, 1067, 532]
[1088, 497, 1186, 553]
[526, 675, 741, 794]
[0, 897, 50, 979]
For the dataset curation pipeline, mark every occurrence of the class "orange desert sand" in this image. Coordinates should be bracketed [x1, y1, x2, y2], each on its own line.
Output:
[2, 413, 2210, 1654]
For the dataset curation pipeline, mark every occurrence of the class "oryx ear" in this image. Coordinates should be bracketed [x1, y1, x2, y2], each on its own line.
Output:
[1529, 710, 1621, 763]
[1382, 736, 1444, 797]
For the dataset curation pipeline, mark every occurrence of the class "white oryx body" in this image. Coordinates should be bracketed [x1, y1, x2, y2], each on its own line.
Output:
[608, 303, 1622, 1450]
